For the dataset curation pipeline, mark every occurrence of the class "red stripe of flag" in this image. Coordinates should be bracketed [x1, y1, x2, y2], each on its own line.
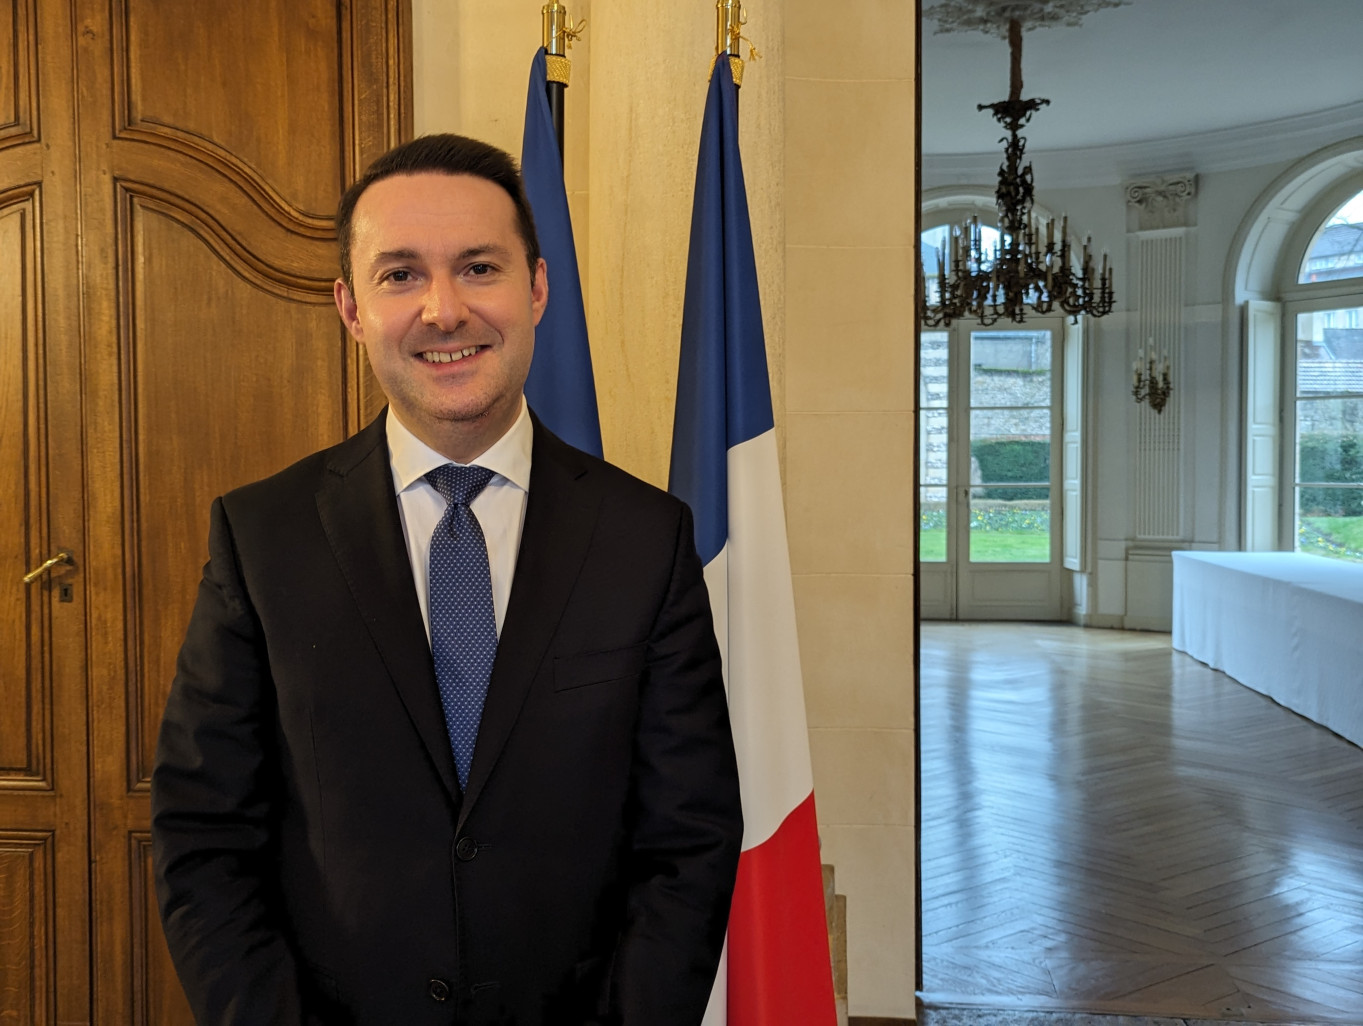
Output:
[727, 793, 836, 1025]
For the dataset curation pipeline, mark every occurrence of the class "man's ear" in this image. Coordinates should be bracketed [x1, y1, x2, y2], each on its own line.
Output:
[530, 258, 548, 327]
[334, 278, 364, 341]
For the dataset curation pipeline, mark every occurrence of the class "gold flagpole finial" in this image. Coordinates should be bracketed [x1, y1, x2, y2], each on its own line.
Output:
[713, 1, 759, 86]
[542, 3, 585, 86]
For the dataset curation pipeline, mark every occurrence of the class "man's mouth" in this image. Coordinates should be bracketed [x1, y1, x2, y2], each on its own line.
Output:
[421, 346, 483, 364]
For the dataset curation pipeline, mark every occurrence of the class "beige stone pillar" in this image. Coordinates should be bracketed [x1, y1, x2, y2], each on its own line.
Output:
[784, 1, 919, 1018]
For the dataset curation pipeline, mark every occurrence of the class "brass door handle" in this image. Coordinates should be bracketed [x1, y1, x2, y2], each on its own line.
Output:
[23, 549, 73, 584]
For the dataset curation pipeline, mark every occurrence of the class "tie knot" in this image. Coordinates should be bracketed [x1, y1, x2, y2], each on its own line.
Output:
[426, 464, 495, 506]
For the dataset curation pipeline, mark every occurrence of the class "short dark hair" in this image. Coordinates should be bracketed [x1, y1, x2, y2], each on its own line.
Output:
[336, 133, 541, 291]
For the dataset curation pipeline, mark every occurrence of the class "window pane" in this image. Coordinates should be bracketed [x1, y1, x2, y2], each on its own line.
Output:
[920, 226, 950, 308]
[1295, 305, 1363, 564]
[970, 330, 1052, 408]
[1297, 489, 1363, 562]
[921, 224, 1003, 309]
[1299, 189, 1363, 284]
[1297, 399, 1363, 485]
[1296, 307, 1363, 389]
[920, 409, 948, 485]
[971, 409, 1050, 494]
[969, 487, 1050, 563]
[920, 486, 947, 562]
[921, 331, 949, 409]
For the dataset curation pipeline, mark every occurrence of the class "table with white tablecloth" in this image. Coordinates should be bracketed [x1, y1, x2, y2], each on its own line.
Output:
[1171, 551, 1363, 748]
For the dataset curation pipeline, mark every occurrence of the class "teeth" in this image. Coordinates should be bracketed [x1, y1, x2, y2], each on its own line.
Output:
[422, 347, 480, 363]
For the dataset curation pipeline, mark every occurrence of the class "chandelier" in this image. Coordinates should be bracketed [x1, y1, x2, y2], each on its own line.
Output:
[920, 16, 1115, 327]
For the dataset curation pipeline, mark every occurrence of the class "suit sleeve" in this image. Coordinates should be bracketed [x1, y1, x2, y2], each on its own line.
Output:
[608, 502, 743, 1025]
[150, 497, 313, 1025]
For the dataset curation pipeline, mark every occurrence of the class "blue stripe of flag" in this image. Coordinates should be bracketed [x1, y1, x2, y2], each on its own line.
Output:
[521, 47, 604, 457]
[669, 57, 774, 567]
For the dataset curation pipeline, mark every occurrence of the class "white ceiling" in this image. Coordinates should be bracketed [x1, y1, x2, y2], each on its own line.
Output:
[922, 0, 1363, 156]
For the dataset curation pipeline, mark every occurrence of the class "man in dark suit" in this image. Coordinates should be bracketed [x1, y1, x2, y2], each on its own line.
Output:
[151, 134, 742, 1026]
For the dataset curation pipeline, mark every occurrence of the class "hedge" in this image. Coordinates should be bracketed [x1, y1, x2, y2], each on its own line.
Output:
[970, 438, 1049, 500]
[1299, 432, 1363, 516]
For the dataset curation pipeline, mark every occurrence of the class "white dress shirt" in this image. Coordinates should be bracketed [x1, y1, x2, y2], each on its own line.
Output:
[386, 400, 532, 641]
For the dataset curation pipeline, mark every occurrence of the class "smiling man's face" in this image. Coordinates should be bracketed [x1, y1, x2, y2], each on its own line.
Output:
[334, 171, 548, 463]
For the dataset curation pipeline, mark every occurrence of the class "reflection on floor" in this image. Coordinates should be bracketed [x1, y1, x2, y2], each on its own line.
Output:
[920, 1007, 1342, 1026]
[919, 624, 1363, 1024]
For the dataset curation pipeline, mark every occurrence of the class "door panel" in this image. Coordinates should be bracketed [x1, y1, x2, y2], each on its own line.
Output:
[0, 191, 48, 788]
[2, 1, 410, 1021]
[0, 0, 37, 144]
[124, 198, 349, 784]
[0, 835, 53, 1025]
[2, 1, 91, 1020]
[118, 0, 346, 220]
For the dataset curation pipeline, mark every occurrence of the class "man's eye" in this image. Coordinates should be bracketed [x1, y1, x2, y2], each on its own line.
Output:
[384, 269, 412, 283]
[468, 263, 493, 276]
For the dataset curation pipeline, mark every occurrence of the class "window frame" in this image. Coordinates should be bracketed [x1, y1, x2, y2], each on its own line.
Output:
[1276, 174, 1363, 556]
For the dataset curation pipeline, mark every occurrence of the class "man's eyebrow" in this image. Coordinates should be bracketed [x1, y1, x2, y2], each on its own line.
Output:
[455, 243, 513, 262]
[370, 248, 421, 265]
[368, 244, 512, 265]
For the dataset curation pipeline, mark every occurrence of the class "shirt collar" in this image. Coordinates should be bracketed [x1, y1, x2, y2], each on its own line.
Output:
[386, 398, 533, 495]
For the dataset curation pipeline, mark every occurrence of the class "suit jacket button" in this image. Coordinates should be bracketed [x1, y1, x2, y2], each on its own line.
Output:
[428, 978, 451, 1002]
[455, 836, 478, 861]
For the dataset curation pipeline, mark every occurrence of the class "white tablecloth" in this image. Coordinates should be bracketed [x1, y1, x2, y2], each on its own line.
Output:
[1171, 551, 1363, 747]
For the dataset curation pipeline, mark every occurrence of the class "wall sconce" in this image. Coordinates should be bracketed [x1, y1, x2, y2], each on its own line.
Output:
[1132, 338, 1172, 414]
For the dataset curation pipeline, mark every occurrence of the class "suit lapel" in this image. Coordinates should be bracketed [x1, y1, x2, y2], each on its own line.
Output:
[459, 418, 601, 825]
[314, 414, 461, 802]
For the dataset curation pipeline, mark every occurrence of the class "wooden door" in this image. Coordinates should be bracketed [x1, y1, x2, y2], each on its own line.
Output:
[2, 2, 91, 1021]
[2, 2, 409, 1021]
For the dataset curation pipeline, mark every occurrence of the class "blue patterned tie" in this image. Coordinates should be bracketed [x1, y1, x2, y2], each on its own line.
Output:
[426, 464, 498, 791]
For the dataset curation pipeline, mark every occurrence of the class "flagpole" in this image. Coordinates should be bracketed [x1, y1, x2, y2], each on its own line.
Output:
[541, 2, 572, 162]
[715, 0, 745, 94]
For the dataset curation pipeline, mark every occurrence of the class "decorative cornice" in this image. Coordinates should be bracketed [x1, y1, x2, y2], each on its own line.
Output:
[1126, 174, 1196, 230]
[925, 0, 1128, 37]
[923, 99, 1363, 190]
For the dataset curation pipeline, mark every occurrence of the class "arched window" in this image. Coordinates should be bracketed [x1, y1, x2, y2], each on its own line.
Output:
[1299, 190, 1363, 283]
[1281, 186, 1363, 560]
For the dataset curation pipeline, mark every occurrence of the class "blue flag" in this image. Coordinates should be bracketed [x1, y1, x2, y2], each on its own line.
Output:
[520, 47, 603, 457]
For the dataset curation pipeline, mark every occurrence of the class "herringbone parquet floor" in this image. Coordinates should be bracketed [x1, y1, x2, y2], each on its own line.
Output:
[920, 623, 1363, 1023]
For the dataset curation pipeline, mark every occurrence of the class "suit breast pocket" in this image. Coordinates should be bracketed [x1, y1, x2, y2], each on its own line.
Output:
[553, 644, 646, 692]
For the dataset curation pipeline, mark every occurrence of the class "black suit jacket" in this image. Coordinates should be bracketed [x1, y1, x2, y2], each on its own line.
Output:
[151, 411, 742, 1026]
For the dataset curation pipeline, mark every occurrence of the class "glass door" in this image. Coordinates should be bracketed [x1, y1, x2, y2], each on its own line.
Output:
[1292, 305, 1363, 561]
[919, 323, 1066, 619]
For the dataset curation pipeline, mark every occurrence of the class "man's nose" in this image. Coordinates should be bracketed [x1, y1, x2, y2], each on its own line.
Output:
[420, 275, 468, 331]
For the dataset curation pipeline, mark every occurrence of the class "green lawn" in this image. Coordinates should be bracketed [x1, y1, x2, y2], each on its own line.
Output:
[920, 528, 946, 562]
[1299, 515, 1363, 561]
[918, 528, 1050, 563]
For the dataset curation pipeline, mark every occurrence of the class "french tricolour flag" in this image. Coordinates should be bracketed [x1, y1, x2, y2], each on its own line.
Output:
[668, 57, 837, 1026]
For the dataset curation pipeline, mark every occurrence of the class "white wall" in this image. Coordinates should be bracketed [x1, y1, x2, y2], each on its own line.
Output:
[929, 143, 1358, 630]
